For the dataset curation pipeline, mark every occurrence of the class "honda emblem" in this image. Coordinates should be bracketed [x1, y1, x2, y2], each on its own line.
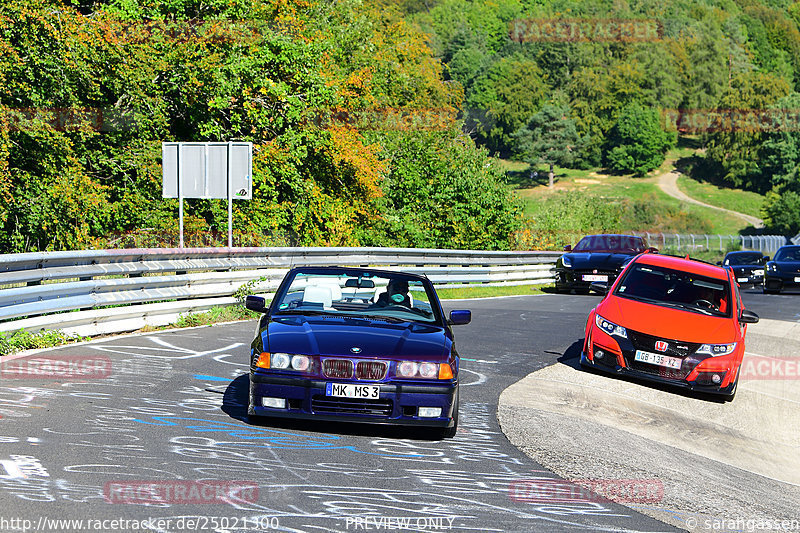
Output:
[655, 341, 668, 352]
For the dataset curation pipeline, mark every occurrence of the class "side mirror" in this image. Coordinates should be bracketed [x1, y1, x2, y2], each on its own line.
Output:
[245, 295, 268, 313]
[716, 261, 722, 265]
[762, 256, 770, 263]
[448, 310, 471, 325]
[589, 282, 609, 295]
[647, 247, 659, 253]
[740, 309, 759, 324]
[563, 245, 572, 252]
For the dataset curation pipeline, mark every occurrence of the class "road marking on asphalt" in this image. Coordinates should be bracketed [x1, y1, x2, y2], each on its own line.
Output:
[0, 459, 25, 478]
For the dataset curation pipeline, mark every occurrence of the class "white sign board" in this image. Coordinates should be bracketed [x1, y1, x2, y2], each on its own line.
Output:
[162, 142, 252, 199]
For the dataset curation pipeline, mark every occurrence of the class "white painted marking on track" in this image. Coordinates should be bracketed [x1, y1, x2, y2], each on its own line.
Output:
[461, 368, 486, 386]
[0, 460, 25, 478]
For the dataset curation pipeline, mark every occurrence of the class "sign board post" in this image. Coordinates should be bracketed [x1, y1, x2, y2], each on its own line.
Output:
[162, 142, 252, 247]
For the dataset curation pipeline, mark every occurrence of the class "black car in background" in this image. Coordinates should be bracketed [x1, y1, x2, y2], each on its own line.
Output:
[764, 245, 800, 294]
[721, 250, 767, 288]
[554, 234, 653, 293]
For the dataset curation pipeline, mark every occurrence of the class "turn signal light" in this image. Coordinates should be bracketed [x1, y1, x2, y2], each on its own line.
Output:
[438, 363, 454, 380]
[256, 352, 270, 368]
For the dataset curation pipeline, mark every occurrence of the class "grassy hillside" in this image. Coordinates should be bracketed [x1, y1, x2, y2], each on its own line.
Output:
[503, 144, 766, 240]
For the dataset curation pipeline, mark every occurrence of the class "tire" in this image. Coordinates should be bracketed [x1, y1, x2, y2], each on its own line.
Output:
[441, 390, 459, 439]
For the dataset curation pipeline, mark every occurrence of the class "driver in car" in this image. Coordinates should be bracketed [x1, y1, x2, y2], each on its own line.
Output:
[373, 279, 411, 308]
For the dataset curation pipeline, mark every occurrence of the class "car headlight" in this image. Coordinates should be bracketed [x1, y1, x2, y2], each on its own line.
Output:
[696, 343, 737, 357]
[767, 263, 778, 271]
[257, 352, 312, 371]
[397, 361, 453, 379]
[595, 314, 627, 338]
[561, 255, 572, 268]
[753, 269, 764, 276]
[271, 352, 291, 369]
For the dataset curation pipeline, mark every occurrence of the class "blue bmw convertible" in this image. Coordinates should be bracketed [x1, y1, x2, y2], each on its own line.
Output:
[244, 266, 471, 438]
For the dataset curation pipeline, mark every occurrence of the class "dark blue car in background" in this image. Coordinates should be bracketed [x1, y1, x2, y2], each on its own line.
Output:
[721, 250, 767, 288]
[245, 266, 471, 438]
[764, 245, 800, 294]
[555, 234, 654, 293]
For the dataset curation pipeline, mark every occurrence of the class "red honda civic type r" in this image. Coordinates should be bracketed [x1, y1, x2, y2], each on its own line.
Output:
[582, 252, 760, 400]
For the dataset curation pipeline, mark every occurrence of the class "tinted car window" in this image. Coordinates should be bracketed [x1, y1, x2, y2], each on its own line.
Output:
[614, 264, 731, 317]
[572, 235, 646, 253]
[724, 253, 763, 265]
[774, 247, 800, 261]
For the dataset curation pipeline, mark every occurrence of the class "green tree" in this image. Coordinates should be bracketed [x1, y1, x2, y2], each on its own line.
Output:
[513, 103, 583, 187]
[605, 103, 677, 176]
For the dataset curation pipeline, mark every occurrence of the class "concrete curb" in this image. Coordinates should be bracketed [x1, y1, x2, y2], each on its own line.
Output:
[498, 318, 800, 532]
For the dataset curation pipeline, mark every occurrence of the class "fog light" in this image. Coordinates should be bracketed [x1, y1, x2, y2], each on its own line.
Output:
[712, 374, 722, 384]
[262, 397, 286, 409]
[595, 350, 605, 360]
[418, 407, 441, 418]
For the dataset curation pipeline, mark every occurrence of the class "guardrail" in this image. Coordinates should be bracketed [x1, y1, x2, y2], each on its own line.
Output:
[0, 247, 560, 338]
[636, 233, 788, 255]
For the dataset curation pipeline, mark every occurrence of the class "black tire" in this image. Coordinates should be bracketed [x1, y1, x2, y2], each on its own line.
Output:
[441, 390, 459, 439]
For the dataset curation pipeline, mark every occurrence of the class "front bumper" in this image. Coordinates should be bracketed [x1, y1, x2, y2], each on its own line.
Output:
[580, 350, 736, 396]
[732, 271, 764, 287]
[555, 269, 618, 291]
[248, 372, 457, 427]
[764, 271, 800, 291]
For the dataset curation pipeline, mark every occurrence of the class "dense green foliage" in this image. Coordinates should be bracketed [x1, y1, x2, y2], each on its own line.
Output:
[605, 104, 677, 176]
[411, 0, 800, 236]
[0, 0, 522, 252]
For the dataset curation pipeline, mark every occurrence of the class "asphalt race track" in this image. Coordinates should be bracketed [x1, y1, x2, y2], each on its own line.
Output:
[0, 290, 794, 533]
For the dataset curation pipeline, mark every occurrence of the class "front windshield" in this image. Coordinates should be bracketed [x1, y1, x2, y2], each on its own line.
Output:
[572, 235, 646, 253]
[774, 247, 800, 262]
[272, 271, 439, 324]
[724, 253, 763, 266]
[614, 264, 731, 317]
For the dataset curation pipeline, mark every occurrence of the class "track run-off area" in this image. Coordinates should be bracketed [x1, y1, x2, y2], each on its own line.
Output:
[0, 291, 797, 533]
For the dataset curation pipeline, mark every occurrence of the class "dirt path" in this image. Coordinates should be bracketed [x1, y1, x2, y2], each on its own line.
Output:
[657, 168, 764, 228]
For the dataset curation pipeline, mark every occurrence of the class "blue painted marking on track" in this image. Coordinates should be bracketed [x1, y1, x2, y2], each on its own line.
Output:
[131, 416, 424, 457]
[194, 374, 230, 382]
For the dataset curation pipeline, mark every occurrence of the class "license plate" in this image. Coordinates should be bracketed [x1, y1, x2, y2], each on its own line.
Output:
[634, 350, 682, 370]
[582, 274, 608, 282]
[795, 277, 800, 283]
[325, 383, 380, 399]
[737, 277, 748, 283]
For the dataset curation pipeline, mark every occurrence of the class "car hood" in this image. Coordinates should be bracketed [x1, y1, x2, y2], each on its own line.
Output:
[731, 264, 763, 272]
[265, 315, 450, 360]
[772, 260, 800, 272]
[563, 252, 634, 270]
[599, 296, 738, 343]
